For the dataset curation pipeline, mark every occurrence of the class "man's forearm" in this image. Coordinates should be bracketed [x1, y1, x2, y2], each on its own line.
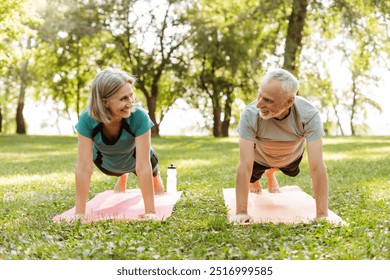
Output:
[235, 165, 251, 214]
[311, 164, 329, 218]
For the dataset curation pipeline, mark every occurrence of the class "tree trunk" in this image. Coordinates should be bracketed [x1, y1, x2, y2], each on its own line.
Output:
[16, 102, 26, 134]
[283, 0, 309, 75]
[0, 107, 2, 133]
[332, 95, 345, 136]
[221, 91, 233, 137]
[213, 106, 222, 137]
[16, 58, 29, 134]
[350, 78, 358, 136]
[146, 95, 160, 137]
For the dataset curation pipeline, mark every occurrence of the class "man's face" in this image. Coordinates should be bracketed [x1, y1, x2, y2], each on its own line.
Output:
[256, 79, 294, 120]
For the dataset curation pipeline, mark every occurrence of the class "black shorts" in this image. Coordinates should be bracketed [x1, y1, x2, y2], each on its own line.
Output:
[94, 150, 159, 177]
[250, 153, 303, 183]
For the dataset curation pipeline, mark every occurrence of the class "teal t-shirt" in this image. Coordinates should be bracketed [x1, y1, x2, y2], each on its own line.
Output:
[75, 105, 154, 175]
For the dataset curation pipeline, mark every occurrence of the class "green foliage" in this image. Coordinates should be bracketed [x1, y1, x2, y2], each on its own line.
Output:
[185, 0, 288, 136]
[298, 0, 389, 135]
[34, 0, 107, 118]
[92, 0, 190, 132]
[1, 0, 389, 136]
[0, 135, 389, 259]
[0, 0, 41, 68]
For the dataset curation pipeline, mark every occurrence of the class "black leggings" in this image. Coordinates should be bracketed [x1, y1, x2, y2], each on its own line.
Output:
[94, 151, 159, 177]
[250, 154, 303, 183]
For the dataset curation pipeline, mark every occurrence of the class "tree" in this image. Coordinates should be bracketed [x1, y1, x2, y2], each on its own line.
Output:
[329, 0, 384, 135]
[283, 0, 309, 75]
[0, 0, 31, 68]
[96, 0, 190, 136]
[187, 0, 287, 137]
[36, 0, 105, 121]
[0, 0, 40, 134]
[3, 0, 389, 136]
[16, 36, 32, 134]
[297, 1, 343, 135]
[298, 0, 387, 135]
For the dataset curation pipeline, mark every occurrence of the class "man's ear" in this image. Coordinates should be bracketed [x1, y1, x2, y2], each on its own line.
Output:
[287, 95, 295, 107]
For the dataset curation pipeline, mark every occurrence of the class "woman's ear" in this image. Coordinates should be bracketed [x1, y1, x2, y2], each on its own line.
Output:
[102, 98, 110, 109]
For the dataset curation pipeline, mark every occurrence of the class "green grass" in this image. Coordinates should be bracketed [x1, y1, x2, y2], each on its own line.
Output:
[0, 135, 389, 260]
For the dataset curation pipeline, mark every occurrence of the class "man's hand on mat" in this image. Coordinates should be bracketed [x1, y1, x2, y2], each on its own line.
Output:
[232, 214, 253, 224]
[139, 213, 159, 221]
[316, 214, 339, 223]
[314, 215, 347, 226]
[73, 213, 87, 223]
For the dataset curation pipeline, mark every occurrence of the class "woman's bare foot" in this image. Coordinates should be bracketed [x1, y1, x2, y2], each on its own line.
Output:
[153, 171, 164, 195]
[265, 168, 281, 193]
[114, 173, 128, 192]
[249, 180, 262, 194]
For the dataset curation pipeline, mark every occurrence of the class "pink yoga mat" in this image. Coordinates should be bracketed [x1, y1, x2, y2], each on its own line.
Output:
[53, 189, 182, 224]
[223, 186, 345, 225]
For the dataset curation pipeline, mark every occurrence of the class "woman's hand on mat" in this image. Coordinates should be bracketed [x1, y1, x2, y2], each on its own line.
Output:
[314, 215, 327, 221]
[232, 214, 253, 224]
[139, 213, 159, 221]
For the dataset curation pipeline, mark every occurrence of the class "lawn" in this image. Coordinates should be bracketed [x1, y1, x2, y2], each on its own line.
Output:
[0, 135, 389, 260]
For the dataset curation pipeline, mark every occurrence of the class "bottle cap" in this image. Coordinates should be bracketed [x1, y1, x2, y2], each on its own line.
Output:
[168, 164, 176, 169]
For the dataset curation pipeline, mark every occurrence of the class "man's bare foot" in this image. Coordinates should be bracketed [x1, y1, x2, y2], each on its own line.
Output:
[249, 180, 262, 194]
[153, 171, 164, 195]
[114, 174, 128, 192]
[265, 168, 281, 193]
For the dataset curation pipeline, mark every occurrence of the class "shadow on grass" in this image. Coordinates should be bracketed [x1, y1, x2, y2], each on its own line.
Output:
[0, 135, 239, 178]
[323, 136, 390, 153]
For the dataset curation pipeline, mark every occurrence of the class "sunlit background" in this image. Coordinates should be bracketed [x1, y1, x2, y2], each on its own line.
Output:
[2, 0, 390, 137]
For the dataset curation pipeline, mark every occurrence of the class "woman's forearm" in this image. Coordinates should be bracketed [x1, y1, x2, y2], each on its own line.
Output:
[137, 166, 155, 214]
[75, 168, 92, 214]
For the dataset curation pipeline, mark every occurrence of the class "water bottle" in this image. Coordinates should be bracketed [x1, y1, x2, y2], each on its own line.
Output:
[166, 164, 177, 193]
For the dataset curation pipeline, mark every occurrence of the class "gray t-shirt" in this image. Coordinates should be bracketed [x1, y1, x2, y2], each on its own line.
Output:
[237, 96, 324, 168]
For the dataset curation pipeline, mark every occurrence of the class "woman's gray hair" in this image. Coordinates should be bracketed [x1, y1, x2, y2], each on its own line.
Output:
[88, 67, 135, 123]
[261, 68, 299, 96]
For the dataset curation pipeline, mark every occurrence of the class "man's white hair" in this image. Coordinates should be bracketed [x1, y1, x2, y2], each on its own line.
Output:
[261, 68, 299, 96]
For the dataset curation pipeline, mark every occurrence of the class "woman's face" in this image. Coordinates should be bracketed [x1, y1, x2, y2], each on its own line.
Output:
[107, 83, 134, 121]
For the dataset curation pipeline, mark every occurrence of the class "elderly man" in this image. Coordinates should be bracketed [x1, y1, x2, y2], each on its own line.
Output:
[233, 68, 329, 224]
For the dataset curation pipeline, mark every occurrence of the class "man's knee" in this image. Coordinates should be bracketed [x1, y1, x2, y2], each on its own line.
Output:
[281, 168, 300, 177]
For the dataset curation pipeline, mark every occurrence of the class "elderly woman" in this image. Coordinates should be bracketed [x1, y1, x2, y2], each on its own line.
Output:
[74, 67, 164, 220]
